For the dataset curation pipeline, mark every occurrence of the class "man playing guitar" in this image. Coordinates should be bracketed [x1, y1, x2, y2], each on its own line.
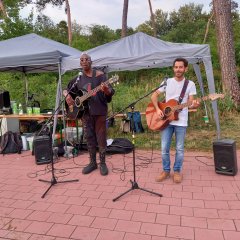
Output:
[151, 58, 199, 183]
[63, 53, 115, 176]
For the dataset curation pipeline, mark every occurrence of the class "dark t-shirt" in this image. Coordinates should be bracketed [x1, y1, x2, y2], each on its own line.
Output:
[67, 71, 114, 116]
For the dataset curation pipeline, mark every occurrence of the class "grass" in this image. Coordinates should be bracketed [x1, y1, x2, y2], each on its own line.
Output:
[106, 71, 240, 152]
[107, 102, 240, 152]
[107, 113, 240, 152]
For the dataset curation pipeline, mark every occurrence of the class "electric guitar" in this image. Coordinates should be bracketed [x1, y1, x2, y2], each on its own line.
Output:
[145, 93, 224, 131]
[65, 75, 119, 120]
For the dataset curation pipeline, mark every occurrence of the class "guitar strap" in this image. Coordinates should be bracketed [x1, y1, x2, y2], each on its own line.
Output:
[92, 69, 96, 78]
[178, 79, 189, 104]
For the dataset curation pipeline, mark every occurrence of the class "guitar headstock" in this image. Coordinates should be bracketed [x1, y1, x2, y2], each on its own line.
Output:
[208, 93, 225, 101]
[109, 74, 119, 86]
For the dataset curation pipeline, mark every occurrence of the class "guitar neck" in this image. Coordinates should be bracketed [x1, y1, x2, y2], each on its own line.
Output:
[173, 96, 209, 111]
[81, 79, 111, 102]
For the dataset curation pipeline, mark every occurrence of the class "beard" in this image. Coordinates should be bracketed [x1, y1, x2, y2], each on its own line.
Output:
[174, 72, 184, 78]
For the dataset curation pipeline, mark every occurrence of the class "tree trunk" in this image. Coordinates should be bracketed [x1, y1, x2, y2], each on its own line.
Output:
[121, 0, 128, 38]
[213, 0, 240, 107]
[65, 0, 72, 46]
[0, 0, 8, 17]
[148, 0, 157, 37]
[203, 12, 214, 44]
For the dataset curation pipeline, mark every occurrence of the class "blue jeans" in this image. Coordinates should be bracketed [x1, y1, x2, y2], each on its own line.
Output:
[161, 125, 187, 172]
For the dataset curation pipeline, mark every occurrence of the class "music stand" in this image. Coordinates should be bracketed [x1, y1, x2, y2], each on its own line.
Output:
[111, 86, 164, 202]
[38, 79, 79, 198]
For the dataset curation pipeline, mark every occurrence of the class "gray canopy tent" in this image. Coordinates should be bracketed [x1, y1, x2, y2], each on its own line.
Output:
[62, 32, 220, 139]
[0, 33, 82, 141]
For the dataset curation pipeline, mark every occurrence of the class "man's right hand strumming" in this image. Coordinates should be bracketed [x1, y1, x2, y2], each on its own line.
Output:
[156, 108, 164, 119]
[63, 90, 75, 106]
[66, 95, 75, 106]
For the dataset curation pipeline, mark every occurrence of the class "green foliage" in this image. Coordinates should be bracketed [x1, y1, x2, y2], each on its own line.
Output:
[154, 9, 171, 36]
[114, 27, 135, 38]
[136, 23, 154, 36]
[0, 72, 58, 110]
[33, 0, 65, 11]
[72, 35, 93, 51]
[0, 5, 34, 40]
[88, 24, 117, 47]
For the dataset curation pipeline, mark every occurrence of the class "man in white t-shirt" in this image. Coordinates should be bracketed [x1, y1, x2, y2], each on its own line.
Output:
[151, 58, 200, 183]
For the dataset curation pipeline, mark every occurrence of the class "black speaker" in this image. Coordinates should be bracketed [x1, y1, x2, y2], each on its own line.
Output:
[33, 135, 52, 165]
[213, 139, 238, 176]
[0, 91, 11, 109]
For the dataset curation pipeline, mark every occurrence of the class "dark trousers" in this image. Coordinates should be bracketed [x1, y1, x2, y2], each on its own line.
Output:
[82, 112, 107, 152]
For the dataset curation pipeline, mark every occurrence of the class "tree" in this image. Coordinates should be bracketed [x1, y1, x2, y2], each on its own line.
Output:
[136, 22, 154, 36]
[0, 0, 8, 18]
[0, 1, 34, 40]
[213, 0, 240, 107]
[65, 0, 72, 45]
[88, 24, 116, 47]
[147, 0, 156, 37]
[32, 0, 72, 45]
[121, 0, 128, 38]
[154, 9, 171, 36]
[203, 12, 214, 44]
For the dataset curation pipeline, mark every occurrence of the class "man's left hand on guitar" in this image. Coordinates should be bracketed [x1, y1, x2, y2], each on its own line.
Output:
[101, 83, 111, 95]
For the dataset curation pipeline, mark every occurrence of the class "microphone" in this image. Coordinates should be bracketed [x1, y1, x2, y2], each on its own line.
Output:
[163, 76, 168, 81]
[158, 76, 168, 88]
[71, 71, 83, 89]
[76, 71, 83, 81]
[67, 71, 83, 93]
[163, 76, 168, 85]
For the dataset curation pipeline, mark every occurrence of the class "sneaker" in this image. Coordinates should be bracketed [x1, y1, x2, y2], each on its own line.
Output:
[173, 172, 182, 183]
[155, 171, 170, 182]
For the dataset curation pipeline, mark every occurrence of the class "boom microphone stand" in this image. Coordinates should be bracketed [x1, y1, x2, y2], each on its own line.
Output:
[112, 85, 164, 202]
[38, 74, 81, 198]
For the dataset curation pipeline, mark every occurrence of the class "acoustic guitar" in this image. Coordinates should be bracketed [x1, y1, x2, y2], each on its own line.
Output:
[65, 75, 119, 120]
[145, 93, 224, 131]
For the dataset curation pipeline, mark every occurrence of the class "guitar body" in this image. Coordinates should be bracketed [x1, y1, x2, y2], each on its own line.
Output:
[146, 99, 179, 131]
[65, 75, 120, 120]
[146, 93, 225, 131]
[65, 89, 89, 120]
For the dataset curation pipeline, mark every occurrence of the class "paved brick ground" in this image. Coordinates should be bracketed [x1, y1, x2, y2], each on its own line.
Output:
[0, 148, 240, 240]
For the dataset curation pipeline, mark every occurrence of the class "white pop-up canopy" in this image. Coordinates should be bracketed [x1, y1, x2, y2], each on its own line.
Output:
[62, 32, 221, 138]
[0, 33, 82, 142]
[0, 33, 82, 73]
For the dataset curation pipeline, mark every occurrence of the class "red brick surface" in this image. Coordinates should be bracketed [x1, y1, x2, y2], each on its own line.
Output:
[0, 149, 240, 239]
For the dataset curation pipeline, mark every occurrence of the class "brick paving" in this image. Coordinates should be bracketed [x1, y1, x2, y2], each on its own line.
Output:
[0, 148, 240, 240]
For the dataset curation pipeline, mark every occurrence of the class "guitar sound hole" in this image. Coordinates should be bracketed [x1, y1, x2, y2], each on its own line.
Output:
[75, 97, 82, 107]
[164, 107, 172, 116]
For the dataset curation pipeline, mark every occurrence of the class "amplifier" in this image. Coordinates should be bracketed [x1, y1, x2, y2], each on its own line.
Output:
[213, 139, 238, 176]
[33, 135, 52, 165]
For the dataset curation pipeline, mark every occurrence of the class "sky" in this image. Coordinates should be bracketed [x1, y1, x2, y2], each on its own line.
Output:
[21, 0, 215, 30]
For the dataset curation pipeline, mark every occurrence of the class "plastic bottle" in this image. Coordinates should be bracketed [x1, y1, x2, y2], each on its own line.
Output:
[18, 103, 23, 115]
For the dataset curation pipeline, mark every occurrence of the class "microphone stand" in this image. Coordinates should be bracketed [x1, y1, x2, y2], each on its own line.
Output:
[112, 84, 165, 202]
[38, 74, 81, 198]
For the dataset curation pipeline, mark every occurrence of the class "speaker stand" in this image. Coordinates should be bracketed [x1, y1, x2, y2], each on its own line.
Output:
[39, 141, 79, 198]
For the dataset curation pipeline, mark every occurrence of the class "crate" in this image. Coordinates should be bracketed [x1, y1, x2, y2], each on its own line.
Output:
[62, 127, 83, 142]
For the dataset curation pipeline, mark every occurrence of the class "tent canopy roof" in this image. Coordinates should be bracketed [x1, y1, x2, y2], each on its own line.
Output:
[62, 32, 211, 73]
[0, 33, 82, 73]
